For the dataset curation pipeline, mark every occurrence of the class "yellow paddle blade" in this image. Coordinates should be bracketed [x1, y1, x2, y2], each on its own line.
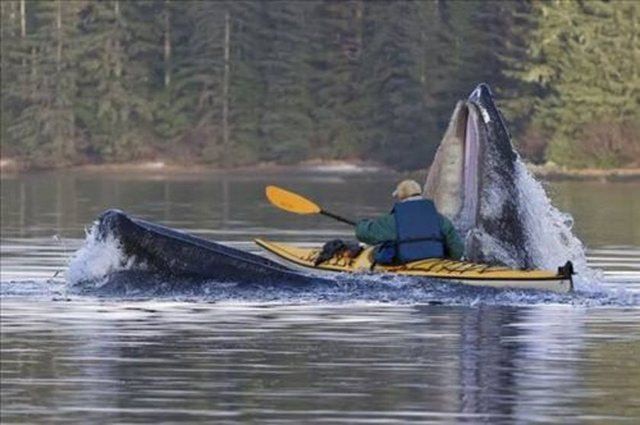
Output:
[265, 185, 321, 215]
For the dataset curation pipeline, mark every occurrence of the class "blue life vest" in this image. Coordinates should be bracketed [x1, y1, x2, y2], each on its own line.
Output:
[374, 199, 445, 264]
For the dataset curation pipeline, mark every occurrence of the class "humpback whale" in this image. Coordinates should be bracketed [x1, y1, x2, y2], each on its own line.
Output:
[426, 83, 583, 269]
[67, 209, 333, 294]
[69, 83, 582, 292]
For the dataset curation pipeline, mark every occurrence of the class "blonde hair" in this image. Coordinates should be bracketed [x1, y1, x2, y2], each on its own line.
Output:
[392, 179, 422, 200]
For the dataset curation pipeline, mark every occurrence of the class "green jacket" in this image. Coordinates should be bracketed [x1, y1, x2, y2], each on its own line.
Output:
[355, 211, 464, 260]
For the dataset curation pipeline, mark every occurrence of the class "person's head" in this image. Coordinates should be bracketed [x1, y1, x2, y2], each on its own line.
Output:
[392, 179, 422, 201]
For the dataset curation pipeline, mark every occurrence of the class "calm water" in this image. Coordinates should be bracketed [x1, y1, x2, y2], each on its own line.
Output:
[1, 170, 639, 423]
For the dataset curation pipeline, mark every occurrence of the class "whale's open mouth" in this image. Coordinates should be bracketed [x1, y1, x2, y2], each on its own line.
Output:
[424, 83, 589, 270]
[459, 102, 484, 235]
[424, 100, 487, 238]
[424, 84, 528, 266]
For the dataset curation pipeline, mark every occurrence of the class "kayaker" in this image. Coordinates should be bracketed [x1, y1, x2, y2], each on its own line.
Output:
[355, 179, 464, 264]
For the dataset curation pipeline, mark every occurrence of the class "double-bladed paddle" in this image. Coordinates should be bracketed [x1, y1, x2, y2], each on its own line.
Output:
[265, 185, 356, 226]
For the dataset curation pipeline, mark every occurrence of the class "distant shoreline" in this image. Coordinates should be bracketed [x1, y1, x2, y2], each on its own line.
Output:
[1, 157, 639, 181]
[0, 158, 391, 176]
[525, 164, 640, 182]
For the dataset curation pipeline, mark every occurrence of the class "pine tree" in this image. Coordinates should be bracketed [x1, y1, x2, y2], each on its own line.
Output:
[0, 1, 24, 157]
[167, 1, 229, 163]
[360, 1, 429, 169]
[6, 0, 83, 166]
[75, 0, 154, 161]
[512, 0, 640, 167]
[226, 1, 266, 165]
[306, 0, 365, 159]
[148, 0, 194, 149]
[416, 0, 460, 150]
[255, 1, 314, 163]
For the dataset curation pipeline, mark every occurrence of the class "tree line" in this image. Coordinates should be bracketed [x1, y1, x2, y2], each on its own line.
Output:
[1, 0, 637, 170]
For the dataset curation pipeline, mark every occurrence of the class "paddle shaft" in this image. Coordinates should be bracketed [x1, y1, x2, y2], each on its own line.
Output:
[321, 210, 356, 226]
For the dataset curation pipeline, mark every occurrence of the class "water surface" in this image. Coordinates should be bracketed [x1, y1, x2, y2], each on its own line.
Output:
[1, 171, 639, 423]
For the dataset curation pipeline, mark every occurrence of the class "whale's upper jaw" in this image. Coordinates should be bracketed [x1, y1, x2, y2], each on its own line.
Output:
[468, 82, 492, 104]
[467, 83, 517, 163]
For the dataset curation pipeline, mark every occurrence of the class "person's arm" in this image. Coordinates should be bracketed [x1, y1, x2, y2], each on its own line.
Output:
[439, 215, 464, 260]
[355, 214, 396, 245]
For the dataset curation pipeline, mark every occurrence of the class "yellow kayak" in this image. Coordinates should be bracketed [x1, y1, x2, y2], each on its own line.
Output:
[255, 239, 574, 293]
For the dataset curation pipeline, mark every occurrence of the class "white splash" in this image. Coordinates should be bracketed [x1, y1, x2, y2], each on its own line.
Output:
[514, 160, 602, 287]
[66, 223, 137, 288]
[480, 170, 508, 221]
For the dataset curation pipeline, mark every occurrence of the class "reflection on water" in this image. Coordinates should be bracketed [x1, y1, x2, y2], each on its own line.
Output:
[1, 171, 640, 423]
[2, 301, 639, 423]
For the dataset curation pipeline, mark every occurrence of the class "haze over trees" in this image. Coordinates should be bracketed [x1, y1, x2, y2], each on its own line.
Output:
[1, 0, 638, 170]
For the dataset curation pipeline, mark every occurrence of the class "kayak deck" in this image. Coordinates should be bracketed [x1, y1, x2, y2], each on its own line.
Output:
[255, 239, 573, 293]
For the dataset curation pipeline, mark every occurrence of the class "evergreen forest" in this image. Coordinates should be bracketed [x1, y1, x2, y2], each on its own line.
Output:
[1, 0, 638, 170]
